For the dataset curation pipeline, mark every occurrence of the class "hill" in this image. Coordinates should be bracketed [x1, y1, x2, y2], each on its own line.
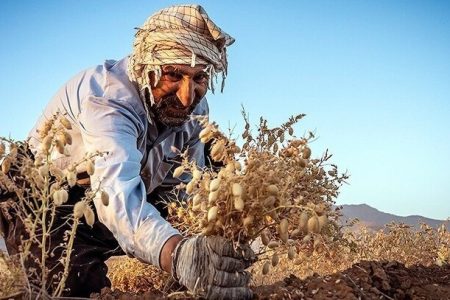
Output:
[340, 203, 449, 231]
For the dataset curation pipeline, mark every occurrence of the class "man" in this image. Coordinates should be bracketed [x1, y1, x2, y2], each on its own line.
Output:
[1, 4, 254, 299]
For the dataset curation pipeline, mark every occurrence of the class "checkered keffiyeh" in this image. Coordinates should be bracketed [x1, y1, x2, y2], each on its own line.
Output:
[128, 4, 235, 106]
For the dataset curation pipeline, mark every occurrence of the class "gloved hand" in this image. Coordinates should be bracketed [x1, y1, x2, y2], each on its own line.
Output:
[171, 235, 256, 300]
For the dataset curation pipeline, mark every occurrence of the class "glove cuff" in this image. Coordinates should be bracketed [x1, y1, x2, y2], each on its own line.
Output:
[171, 237, 189, 282]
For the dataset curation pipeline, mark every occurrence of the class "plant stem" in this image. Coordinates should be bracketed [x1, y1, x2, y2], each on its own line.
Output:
[53, 218, 79, 297]
[39, 175, 49, 297]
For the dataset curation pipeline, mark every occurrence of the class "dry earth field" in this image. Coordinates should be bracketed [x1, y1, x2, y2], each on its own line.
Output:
[1, 211, 449, 299]
[96, 223, 450, 299]
[101, 260, 450, 299]
[2, 221, 449, 299]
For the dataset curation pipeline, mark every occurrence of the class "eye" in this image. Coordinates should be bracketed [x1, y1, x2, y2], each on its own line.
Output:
[165, 71, 183, 81]
[194, 72, 209, 84]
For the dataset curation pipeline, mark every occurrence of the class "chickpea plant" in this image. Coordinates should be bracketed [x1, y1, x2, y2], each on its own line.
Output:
[0, 112, 108, 299]
[166, 110, 349, 276]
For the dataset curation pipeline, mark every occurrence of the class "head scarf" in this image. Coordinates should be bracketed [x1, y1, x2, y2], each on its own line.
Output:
[128, 4, 235, 109]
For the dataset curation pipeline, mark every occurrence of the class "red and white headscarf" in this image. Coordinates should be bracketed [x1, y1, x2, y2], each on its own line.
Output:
[128, 4, 235, 106]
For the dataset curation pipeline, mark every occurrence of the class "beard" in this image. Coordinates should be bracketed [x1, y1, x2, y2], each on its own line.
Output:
[152, 94, 200, 128]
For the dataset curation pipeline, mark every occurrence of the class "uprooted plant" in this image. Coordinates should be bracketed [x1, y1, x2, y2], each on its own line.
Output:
[0, 112, 108, 299]
[165, 110, 350, 276]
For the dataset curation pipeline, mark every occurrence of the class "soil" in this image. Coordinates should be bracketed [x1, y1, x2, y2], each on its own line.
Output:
[92, 260, 450, 300]
[254, 261, 450, 300]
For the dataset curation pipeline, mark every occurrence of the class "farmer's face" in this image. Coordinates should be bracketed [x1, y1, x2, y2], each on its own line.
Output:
[150, 64, 209, 127]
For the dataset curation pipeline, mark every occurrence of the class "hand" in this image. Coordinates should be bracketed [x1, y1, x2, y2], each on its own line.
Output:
[172, 235, 256, 300]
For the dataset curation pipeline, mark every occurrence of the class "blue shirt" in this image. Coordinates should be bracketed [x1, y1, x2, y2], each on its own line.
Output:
[28, 57, 208, 268]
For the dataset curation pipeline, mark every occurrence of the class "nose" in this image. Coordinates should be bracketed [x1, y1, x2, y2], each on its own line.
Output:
[176, 78, 195, 108]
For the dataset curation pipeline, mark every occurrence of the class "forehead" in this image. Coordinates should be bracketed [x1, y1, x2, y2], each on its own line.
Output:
[162, 64, 207, 74]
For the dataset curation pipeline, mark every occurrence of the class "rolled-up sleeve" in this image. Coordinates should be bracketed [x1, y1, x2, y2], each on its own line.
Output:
[78, 95, 180, 268]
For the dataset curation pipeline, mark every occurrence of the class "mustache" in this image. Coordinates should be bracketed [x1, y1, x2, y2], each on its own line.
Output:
[155, 94, 199, 114]
[151, 94, 202, 127]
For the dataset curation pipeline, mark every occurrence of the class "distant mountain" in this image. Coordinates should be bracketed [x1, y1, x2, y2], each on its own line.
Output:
[339, 203, 449, 231]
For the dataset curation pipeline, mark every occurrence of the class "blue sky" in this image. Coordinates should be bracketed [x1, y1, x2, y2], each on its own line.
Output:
[1, 1, 449, 219]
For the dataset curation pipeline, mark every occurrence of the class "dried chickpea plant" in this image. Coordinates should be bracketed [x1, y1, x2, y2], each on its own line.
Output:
[345, 222, 450, 267]
[0, 112, 108, 299]
[165, 110, 349, 276]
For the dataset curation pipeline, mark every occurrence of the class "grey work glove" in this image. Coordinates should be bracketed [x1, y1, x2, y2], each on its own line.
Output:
[171, 235, 256, 300]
